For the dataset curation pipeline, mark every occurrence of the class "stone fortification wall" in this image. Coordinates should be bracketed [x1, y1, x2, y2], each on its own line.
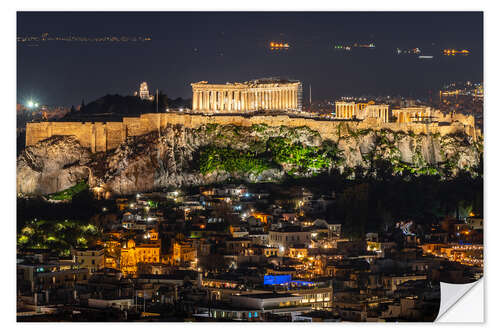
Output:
[26, 113, 478, 152]
[26, 121, 126, 153]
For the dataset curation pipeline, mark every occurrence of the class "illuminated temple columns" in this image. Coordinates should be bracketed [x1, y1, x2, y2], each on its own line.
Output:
[191, 80, 301, 113]
[335, 101, 391, 122]
[394, 106, 432, 124]
[193, 91, 198, 110]
[335, 102, 356, 119]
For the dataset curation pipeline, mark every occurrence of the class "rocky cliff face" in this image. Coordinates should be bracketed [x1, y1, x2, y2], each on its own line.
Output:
[17, 124, 483, 196]
[17, 136, 92, 195]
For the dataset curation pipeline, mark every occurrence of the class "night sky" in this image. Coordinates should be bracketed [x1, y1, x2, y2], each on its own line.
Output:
[17, 12, 483, 107]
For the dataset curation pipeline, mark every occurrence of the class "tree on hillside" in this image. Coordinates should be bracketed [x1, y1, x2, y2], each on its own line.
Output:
[158, 91, 169, 110]
[338, 183, 370, 239]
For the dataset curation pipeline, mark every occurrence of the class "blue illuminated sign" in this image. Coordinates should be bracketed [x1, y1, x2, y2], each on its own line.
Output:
[263, 274, 292, 285]
[291, 280, 314, 287]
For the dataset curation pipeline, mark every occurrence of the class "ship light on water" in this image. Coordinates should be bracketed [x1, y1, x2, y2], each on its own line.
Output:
[269, 41, 290, 50]
[443, 49, 470, 56]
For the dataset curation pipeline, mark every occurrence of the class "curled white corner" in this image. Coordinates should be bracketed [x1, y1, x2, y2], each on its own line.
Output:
[435, 278, 483, 322]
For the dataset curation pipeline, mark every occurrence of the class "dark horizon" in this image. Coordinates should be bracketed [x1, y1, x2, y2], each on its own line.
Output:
[17, 11, 483, 107]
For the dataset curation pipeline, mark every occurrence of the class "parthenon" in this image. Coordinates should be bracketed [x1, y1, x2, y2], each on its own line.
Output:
[191, 78, 302, 113]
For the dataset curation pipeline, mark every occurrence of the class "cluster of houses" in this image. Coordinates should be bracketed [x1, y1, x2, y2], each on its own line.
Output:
[17, 184, 483, 322]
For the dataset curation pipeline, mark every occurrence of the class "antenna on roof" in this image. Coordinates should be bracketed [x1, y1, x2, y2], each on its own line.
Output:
[156, 89, 159, 113]
[309, 84, 312, 105]
[156, 89, 160, 137]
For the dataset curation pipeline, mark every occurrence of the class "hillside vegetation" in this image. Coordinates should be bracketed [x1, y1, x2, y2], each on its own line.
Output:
[17, 123, 482, 195]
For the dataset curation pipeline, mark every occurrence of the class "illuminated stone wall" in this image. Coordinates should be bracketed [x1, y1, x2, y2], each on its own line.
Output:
[26, 121, 126, 153]
[26, 113, 479, 152]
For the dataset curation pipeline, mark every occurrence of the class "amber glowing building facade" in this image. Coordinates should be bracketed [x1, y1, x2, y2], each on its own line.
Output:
[119, 230, 161, 276]
[335, 101, 390, 122]
[191, 78, 302, 113]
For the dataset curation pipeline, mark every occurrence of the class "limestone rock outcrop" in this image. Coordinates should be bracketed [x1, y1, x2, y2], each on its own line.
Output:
[17, 136, 91, 195]
[17, 124, 482, 196]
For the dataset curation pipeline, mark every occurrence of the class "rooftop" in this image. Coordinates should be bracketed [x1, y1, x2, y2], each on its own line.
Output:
[245, 78, 300, 85]
[237, 292, 299, 299]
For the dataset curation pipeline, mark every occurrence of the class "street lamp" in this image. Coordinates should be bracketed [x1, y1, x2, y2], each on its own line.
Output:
[26, 100, 39, 109]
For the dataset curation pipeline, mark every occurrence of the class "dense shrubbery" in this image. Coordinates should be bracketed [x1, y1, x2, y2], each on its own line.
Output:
[392, 160, 439, 176]
[267, 137, 338, 175]
[47, 180, 88, 200]
[17, 192, 115, 255]
[251, 123, 269, 133]
[17, 218, 101, 256]
[198, 137, 344, 177]
[199, 146, 274, 175]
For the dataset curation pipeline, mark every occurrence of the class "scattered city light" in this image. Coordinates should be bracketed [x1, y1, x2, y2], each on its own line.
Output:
[269, 41, 290, 50]
[443, 49, 470, 56]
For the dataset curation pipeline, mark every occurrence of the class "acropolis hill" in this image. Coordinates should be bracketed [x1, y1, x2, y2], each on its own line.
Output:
[26, 79, 479, 152]
[18, 79, 482, 196]
[26, 112, 478, 153]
